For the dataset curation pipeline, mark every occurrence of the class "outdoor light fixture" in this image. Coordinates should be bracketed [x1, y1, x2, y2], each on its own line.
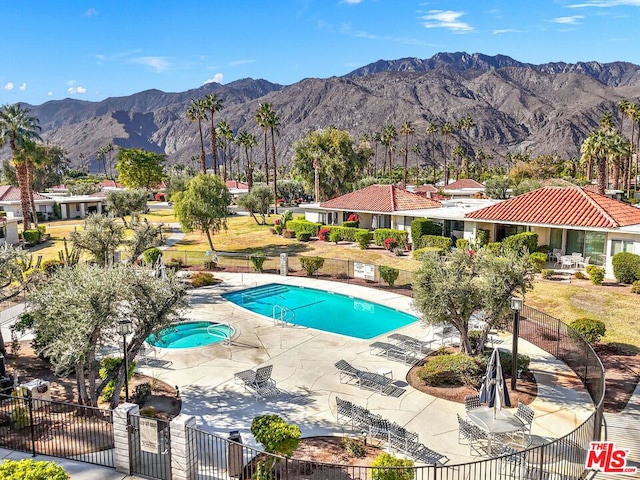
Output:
[361, 431, 368, 447]
[117, 320, 133, 403]
[510, 297, 523, 391]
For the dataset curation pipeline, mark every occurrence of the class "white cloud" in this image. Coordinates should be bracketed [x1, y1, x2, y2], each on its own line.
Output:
[131, 56, 170, 73]
[568, 0, 640, 6]
[343, 0, 363, 4]
[228, 59, 255, 67]
[47, 91, 53, 96]
[422, 10, 473, 32]
[18, 83, 26, 91]
[68, 86, 87, 94]
[203, 74, 224, 85]
[3, 82, 14, 91]
[493, 29, 521, 34]
[85, 8, 97, 16]
[551, 15, 585, 24]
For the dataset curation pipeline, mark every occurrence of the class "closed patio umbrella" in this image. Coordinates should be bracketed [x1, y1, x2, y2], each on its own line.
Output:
[479, 348, 511, 415]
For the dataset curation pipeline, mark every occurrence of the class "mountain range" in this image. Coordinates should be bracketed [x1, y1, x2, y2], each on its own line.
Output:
[12, 52, 640, 172]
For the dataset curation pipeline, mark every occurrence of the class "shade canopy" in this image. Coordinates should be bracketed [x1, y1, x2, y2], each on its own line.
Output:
[479, 348, 511, 410]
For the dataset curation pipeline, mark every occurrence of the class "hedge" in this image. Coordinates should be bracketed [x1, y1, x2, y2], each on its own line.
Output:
[502, 231, 538, 256]
[410, 218, 441, 247]
[355, 231, 372, 250]
[569, 318, 606, 344]
[342, 220, 359, 228]
[611, 251, 640, 284]
[419, 235, 452, 252]
[456, 238, 470, 251]
[379, 266, 399, 287]
[585, 265, 605, 285]
[22, 229, 41, 244]
[485, 242, 503, 256]
[299, 256, 324, 276]
[528, 252, 547, 272]
[285, 220, 322, 237]
[475, 229, 490, 247]
[413, 246, 446, 259]
[373, 229, 408, 248]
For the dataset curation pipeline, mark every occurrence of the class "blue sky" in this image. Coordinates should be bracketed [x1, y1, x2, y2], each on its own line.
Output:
[2, 0, 639, 106]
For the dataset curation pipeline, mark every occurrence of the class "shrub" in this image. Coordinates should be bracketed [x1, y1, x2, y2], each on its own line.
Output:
[503, 232, 538, 256]
[41, 259, 64, 275]
[569, 318, 606, 344]
[285, 220, 322, 237]
[379, 266, 399, 287]
[383, 237, 398, 251]
[334, 227, 368, 242]
[485, 242, 503, 256]
[143, 247, 162, 267]
[296, 232, 311, 242]
[574, 271, 587, 280]
[329, 229, 342, 244]
[347, 213, 360, 225]
[99, 357, 136, 402]
[537, 244, 550, 254]
[11, 406, 30, 428]
[0, 459, 70, 480]
[169, 257, 185, 267]
[282, 228, 295, 239]
[541, 269, 554, 279]
[496, 350, 530, 376]
[611, 252, 640, 284]
[341, 437, 366, 458]
[280, 210, 294, 227]
[22, 229, 41, 244]
[251, 414, 301, 456]
[274, 225, 283, 235]
[631, 280, 640, 294]
[585, 265, 605, 285]
[318, 228, 331, 241]
[371, 452, 414, 480]
[203, 259, 217, 270]
[191, 272, 218, 287]
[154, 192, 165, 202]
[417, 353, 485, 388]
[250, 253, 266, 272]
[419, 235, 452, 253]
[413, 246, 444, 260]
[456, 238, 470, 251]
[132, 382, 153, 404]
[140, 406, 158, 418]
[373, 228, 408, 248]
[475, 229, 490, 247]
[342, 220, 359, 228]
[410, 218, 442, 247]
[355, 231, 372, 250]
[299, 256, 324, 276]
[528, 252, 547, 272]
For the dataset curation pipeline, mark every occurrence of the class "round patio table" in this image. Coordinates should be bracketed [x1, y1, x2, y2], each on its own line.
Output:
[467, 407, 524, 454]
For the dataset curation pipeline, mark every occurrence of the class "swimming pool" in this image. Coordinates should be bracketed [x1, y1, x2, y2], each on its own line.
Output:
[222, 283, 417, 339]
[146, 321, 234, 349]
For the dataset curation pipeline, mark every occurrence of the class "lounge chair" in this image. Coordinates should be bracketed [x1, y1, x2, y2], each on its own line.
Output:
[233, 365, 278, 398]
[387, 333, 434, 355]
[369, 341, 418, 364]
[334, 360, 403, 396]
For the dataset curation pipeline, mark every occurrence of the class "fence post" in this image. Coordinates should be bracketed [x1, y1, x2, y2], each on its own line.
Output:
[27, 396, 36, 457]
[113, 402, 139, 475]
[169, 414, 197, 480]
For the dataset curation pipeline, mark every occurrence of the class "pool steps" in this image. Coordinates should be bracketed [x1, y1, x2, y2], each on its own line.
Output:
[240, 284, 289, 303]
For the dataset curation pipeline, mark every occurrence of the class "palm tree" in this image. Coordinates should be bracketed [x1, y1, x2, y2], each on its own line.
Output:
[609, 133, 630, 190]
[255, 103, 271, 186]
[0, 103, 42, 230]
[371, 131, 382, 177]
[440, 122, 453, 185]
[187, 98, 208, 173]
[203, 94, 224, 176]
[382, 124, 397, 181]
[426, 122, 439, 183]
[581, 129, 617, 195]
[236, 131, 257, 190]
[216, 120, 233, 180]
[399, 121, 414, 187]
[412, 143, 421, 185]
[461, 115, 475, 178]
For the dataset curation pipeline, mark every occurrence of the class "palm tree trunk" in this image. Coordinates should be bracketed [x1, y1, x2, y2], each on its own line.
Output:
[26, 161, 38, 228]
[263, 133, 269, 185]
[597, 157, 607, 195]
[270, 129, 278, 215]
[198, 120, 206, 174]
[16, 164, 31, 230]
[210, 118, 218, 176]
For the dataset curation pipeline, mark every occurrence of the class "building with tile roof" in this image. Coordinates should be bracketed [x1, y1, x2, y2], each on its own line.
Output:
[441, 179, 486, 198]
[304, 184, 441, 230]
[464, 187, 640, 275]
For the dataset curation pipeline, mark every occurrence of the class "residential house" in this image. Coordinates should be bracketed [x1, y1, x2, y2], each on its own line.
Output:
[440, 179, 485, 199]
[226, 180, 250, 199]
[0, 185, 56, 221]
[304, 184, 441, 232]
[464, 187, 640, 276]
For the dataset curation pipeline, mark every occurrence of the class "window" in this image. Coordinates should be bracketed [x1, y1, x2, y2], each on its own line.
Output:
[611, 239, 635, 256]
[549, 228, 563, 250]
[495, 224, 528, 242]
[0, 226, 5, 239]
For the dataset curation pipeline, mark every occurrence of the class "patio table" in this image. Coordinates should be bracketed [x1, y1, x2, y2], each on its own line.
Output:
[467, 406, 524, 454]
[560, 255, 580, 269]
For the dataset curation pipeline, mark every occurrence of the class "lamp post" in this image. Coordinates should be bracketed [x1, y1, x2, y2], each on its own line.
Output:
[510, 297, 523, 391]
[117, 320, 133, 403]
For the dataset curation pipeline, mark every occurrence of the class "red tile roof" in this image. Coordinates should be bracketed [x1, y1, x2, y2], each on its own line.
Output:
[442, 179, 485, 190]
[465, 187, 640, 228]
[0, 185, 51, 202]
[320, 184, 441, 212]
[415, 185, 438, 193]
[226, 180, 249, 189]
[99, 180, 122, 188]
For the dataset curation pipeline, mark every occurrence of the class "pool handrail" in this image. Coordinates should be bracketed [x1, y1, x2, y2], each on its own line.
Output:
[272, 304, 295, 326]
[206, 322, 232, 345]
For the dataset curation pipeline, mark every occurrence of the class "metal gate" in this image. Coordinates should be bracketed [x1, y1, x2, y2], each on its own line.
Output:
[128, 412, 171, 479]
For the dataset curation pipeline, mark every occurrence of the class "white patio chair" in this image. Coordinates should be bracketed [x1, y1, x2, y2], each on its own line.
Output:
[576, 256, 591, 269]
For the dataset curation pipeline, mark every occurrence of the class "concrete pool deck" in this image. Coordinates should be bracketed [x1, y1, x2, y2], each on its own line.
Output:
[136, 272, 595, 465]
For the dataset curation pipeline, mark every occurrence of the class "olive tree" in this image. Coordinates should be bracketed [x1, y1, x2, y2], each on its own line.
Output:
[412, 248, 533, 354]
[70, 214, 125, 266]
[236, 184, 273, 225]
[0, 244, 33, 356]
[172, 173, 232, 251]
[27, 263, 186, 407]
[126, 219, 164, 263]
[105, 189, 149, 227]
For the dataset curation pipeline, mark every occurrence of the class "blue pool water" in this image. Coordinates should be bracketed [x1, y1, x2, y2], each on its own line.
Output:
[222, 283, 417, 339]
[146, 321, 234, 349]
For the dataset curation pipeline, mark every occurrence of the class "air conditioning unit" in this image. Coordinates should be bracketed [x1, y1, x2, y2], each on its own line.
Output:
[19, 379, 51, 403]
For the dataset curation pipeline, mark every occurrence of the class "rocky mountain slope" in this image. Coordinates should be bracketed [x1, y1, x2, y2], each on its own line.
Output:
[13, 52, 640, 172]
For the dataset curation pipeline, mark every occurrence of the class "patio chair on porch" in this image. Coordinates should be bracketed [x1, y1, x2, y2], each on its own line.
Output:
[575, 256, 591, 269]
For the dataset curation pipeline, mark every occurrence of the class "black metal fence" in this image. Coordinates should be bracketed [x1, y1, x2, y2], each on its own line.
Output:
[0, 393, 114, 468]
[129, 412, 172, 480]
